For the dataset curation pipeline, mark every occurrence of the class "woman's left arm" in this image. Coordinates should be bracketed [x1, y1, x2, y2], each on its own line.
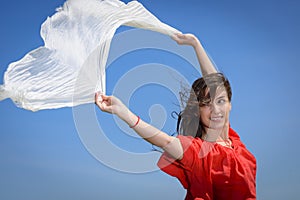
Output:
[172, 33, 217, 76]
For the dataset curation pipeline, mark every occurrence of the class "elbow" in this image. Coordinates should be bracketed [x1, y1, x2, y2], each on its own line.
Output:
[162, 137, 183, 160]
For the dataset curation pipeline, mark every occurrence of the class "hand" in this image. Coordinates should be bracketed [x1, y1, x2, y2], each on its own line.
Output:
[171, 33, 200, 48]
[95, 93, 127, 116]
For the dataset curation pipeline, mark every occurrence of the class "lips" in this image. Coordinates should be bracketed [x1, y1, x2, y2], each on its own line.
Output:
[210, 116, 223, 121]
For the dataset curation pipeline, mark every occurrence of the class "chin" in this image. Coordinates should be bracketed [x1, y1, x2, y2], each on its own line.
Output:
[209, 121, 226, 130]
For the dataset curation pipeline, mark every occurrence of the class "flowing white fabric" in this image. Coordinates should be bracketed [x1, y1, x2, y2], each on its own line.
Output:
[0, 0, 180, 111]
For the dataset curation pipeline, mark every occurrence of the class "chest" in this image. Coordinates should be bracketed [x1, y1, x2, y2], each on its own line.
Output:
[193, 145, 256, 186]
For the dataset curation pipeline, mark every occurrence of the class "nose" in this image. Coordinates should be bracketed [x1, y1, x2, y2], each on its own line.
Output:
[210, 102, 221, 114]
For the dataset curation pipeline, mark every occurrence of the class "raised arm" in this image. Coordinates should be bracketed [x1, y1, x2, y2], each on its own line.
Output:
[172, 33, 217, 76]
[95, 93, 183, 160]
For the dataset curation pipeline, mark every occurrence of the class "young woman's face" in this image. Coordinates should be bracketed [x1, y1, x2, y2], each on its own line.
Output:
[199, 88, 231, 131]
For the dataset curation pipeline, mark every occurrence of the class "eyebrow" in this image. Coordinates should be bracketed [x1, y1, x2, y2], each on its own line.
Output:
[216, 95, 226, 100]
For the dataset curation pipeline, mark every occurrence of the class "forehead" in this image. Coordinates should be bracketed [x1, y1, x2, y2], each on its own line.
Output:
[215, 88, 228, 98]
[205, 86, 228, 98]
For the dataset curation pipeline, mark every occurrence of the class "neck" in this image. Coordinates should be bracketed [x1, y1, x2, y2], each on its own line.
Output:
[202, 124, 230, 142]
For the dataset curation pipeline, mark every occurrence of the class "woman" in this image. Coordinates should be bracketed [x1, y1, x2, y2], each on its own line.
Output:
[95, 33, 256, 200]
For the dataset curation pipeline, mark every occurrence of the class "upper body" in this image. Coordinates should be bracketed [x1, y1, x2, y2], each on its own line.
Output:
[95, 33, 257, 199]
[158, 127, 256, 200]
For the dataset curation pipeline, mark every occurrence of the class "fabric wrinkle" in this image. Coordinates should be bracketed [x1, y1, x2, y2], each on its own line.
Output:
[0, 0, 180, 111]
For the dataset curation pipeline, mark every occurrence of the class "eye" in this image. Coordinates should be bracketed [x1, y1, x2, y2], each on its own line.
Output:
[200, 99, 211, 107]
[203, 103, 211, 108]
[217, 98, 226, 105]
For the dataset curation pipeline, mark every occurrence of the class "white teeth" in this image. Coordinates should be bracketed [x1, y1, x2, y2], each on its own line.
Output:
[210, 116, 223, 121]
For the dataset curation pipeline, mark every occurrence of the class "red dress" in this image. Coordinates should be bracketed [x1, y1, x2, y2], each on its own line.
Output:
[157, 128, 256, 200]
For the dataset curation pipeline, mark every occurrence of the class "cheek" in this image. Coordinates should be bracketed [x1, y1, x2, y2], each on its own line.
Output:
[223, 105, 231, 116]
[200, 109, 210, 120]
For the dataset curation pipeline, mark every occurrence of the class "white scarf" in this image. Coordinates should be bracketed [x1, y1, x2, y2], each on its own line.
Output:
[0, 0, 180, 111]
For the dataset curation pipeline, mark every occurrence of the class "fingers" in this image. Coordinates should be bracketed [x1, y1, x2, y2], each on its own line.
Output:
[95, 92, 99, 102]
[171, 33, 190, 45]
[100, 94, 109, 101]
[95, 92, 109, 102]
[172, 33, 186, 39]
[95, 92, 105, 107]
[95, 92, 100, 106]
[172, 33, 196, 40]
[171, 33, 182, 41]
[98, 101, 107, 111]
[175, 33, 185, 38]
[171, 33, 198, 48]
[94, 92, 113, 112]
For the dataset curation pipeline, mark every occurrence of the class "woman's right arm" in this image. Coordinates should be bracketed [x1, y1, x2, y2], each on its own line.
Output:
[172, 33, 217, 76]
[95, 93, 183, 160]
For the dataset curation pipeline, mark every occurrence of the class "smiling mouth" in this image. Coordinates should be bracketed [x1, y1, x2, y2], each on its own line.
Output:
[210, 116, 224, 121]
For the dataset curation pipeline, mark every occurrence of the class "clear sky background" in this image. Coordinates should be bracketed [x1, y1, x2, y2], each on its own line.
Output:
[1, 0, 300, 199]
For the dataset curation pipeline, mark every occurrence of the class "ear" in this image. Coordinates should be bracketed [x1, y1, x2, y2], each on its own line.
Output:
[229, 102, 232, 111]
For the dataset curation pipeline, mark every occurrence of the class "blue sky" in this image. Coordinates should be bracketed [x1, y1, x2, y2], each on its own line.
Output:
[1, 0, 300, 199]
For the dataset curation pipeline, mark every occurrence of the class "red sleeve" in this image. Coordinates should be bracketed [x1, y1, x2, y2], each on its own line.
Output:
[157, 135, 200, 189]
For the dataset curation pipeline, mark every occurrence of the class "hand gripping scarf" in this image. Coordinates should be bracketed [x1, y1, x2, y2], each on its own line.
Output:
[0, 0, 180, 111]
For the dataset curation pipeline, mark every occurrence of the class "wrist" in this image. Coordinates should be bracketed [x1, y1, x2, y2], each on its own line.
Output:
[117, 108, 136, 125]
[129, 116, 140, 128]
[116, 106, 130, 119]
[192, 37, 201, 49]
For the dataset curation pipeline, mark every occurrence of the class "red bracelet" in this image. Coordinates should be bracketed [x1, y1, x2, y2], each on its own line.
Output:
[129, 116, 140, 128]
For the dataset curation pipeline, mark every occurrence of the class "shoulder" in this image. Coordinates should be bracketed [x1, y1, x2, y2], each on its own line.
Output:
[229, 127, 241, 140]
[177, 135, 203, 151]
[158, 135, 204, 174]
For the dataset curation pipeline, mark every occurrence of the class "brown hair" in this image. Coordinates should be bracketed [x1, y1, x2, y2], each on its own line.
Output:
[176, 73, 232, 138]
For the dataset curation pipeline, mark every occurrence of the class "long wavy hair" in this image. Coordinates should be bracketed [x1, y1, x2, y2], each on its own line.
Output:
[176, 73, 232, 138]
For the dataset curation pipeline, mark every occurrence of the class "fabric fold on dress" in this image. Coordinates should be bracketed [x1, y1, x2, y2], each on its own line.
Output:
[0, 0, 180, 111]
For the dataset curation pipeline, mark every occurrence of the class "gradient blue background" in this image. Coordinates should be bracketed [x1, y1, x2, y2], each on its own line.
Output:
[1, 0, 300, 199]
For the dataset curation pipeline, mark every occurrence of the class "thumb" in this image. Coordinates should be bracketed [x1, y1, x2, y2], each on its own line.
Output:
[101, 94, 109, 101]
